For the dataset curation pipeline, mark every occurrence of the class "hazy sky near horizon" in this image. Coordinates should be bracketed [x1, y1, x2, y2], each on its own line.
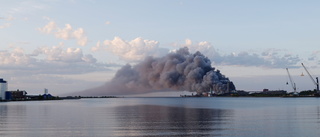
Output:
[1, 0, 320, 96]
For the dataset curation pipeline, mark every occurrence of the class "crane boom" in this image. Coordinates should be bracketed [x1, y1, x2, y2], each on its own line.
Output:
[286, 68, 296, 93]
[301, 63, 319, 92]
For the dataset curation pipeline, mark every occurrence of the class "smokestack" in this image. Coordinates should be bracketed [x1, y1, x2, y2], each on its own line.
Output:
[77, 47, 236, 96]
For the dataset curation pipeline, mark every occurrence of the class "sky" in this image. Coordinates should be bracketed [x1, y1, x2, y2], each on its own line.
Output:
[1, 0, 320, 96]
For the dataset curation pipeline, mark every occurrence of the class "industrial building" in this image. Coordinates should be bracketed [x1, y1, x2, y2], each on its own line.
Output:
[0, 78, 8, 100]
[6, 89, 28, 101]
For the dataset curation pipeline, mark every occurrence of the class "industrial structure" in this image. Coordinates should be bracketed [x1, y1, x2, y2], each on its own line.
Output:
[286, 68, 297, 94]
[0, 78, 59, 101]
[0, 78, 8, 100]
[301, 63, 319, 93]
[6, 89, 28, 100]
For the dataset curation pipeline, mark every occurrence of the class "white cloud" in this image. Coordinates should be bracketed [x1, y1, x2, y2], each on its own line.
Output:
[91, 41, 102, 51]
[0, 47, 35, 66]
[72, 28, 87, 46]
[38, 21, 57, 33]
[308, 50, 320, 66]
[6, 15, 15, 21]
[105, 21, 111, 25]
[0, 15, 15, 29]
[55, 24, 73, 39]
[0, 15, 15, 21]
[38, 21, 88, 46]
[0, 45, 115, 76]
[174, 39, 301, 68]
[177, 39, 220, 60]
[92, 37, 300, 68]
[0, 23, 11, 29]
[33, 45, 95, 63]
[92, 37, 168, 62]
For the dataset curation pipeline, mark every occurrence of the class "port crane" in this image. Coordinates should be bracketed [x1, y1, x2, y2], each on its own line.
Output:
[301, 63, 319, 93]
[286, 68, 297, 93]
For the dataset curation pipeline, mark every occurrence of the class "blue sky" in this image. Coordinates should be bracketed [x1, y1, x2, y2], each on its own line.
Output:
[1, 0, 320, 96]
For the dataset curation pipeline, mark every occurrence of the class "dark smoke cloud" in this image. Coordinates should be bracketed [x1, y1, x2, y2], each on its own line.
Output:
[76, 47, 235, 96]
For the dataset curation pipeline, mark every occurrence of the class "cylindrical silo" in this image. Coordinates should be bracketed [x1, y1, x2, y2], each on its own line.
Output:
[0, 79, 8, 100]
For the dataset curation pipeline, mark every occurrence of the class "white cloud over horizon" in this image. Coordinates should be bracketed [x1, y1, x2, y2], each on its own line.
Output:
[38, 21, 88, 46]
[0, 45, 115, 75]
[170, 39, 302, 69]
[92, 37, 169, 62]
[90, 37, 303, 69]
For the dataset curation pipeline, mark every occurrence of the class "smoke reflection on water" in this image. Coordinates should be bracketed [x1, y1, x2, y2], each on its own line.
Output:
[113, 105, 234, 137]
[0, 99, 233, 137]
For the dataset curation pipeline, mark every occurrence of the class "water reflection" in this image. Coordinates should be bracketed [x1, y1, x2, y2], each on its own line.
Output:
[0, 104, 28, 137]
[1, 98, 320, 137]
[0, 105, 8, 136]
[114, 105, 233, 137]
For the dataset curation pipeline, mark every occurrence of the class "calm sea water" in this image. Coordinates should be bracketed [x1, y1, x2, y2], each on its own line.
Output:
[1, 97, 320, 137]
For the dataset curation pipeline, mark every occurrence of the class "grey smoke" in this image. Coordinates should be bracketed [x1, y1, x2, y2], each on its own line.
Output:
[77, 47, 235, 95]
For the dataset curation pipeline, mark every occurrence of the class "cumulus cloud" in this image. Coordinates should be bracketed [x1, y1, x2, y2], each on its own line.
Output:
[174, 39, 221, 60]
[92, 37, 300, 68]
[0, 47, 36, 67]
[38, 21, 88, 46]
[0, 15, 15, 29]
[93, 36, 301, 68]
[91, 41, 102, 51]
[174, 39, 301, 68]
[308, 50, 320, 65]
[0, 15, 15, 21]
[0, 45, 112, 75]
[218, 52, 267, 66]
[32, 46, 96, 63]
[38, 21, 57, 33]
[260, 49, 300, 68]
[0, 23, 11, 29]
[92, 37, 169, 62]
[72, 28, 87, 46]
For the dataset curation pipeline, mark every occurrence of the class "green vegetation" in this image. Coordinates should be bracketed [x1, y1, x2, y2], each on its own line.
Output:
[250, 93, 287, 97]
[299, 90, 317, 96]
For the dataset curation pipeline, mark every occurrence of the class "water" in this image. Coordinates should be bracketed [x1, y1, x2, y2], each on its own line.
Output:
[1, 97, 320, 137]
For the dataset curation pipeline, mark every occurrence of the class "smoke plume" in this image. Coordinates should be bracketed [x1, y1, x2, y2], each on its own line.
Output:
[77, 47, 235, 96]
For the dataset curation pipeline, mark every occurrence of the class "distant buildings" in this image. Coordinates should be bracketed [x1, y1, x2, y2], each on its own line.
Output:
[0, 78, 59, 101]
[6, 89, 28, 100]
[0, 78, 29, 101]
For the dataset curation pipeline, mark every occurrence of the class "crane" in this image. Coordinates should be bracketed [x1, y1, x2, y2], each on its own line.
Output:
[301, 63, 319, 93]
[286, 68, 297, 94]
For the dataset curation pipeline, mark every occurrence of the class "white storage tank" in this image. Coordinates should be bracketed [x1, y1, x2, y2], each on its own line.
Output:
[0, 79, 8, 100]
